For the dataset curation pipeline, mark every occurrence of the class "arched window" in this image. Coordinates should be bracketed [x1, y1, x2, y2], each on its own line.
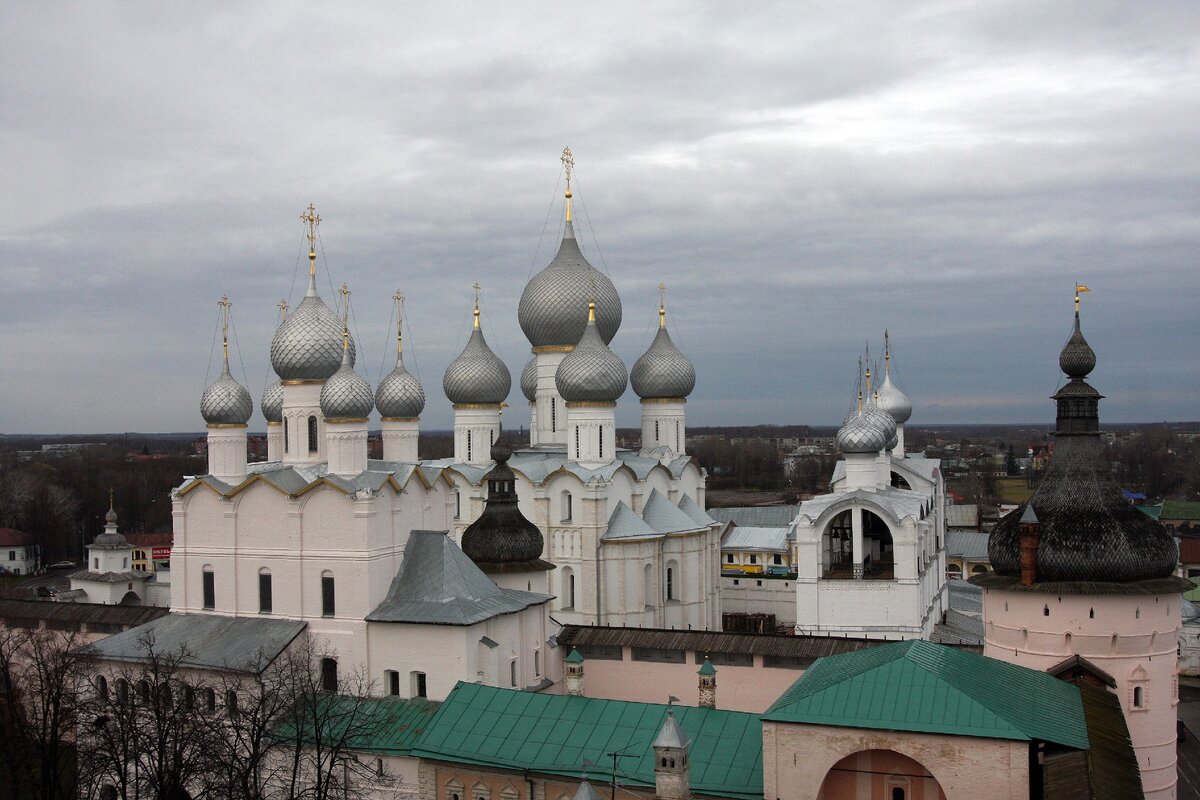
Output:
[892, 788, 906, 800]
[321, 657, 338, 693]
[1133, 686, 1144, 708]
[116, 679, 130, 706]
[454, 489, 461, 519]
[321, 571, 335, 617]
[258, 568, 272, 614]
[666, 562, 676, 601]
[655, 420, 660, 440]
[203, 687, 216, 713]
[284, 417, 289, 453]
[598, 427, 603, 459]
[574, 426, 580, 456]
[644, 563, 655, 609]
[551, 400, 557, 433]
[308, 415, 319, 453]
[1043, 605, 1050, 616]
[202, 565, 215, 609]
[376, 758, 385, 777]
[562, 567, 575, 609]
[95, 675, 108, 700]
[226, 690, 239, 716]
[510, 660, 517, 687]
[561, 490, 573, 522]
[467, 430, 472, 462]
[675, 420, 680, 450]
[138, 680, 151, 704]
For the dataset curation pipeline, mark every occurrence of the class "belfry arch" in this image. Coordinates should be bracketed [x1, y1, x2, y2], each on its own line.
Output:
[822, 506, 895, 579]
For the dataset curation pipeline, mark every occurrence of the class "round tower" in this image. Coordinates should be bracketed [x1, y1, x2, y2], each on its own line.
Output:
[973, 291, 1189, 800]
[518, 148, 622, 448]
[444, 289, 510, 465]
[319, 311, 373, 477]
[376, 291, 425, 462]
[632, 286, 695, 457]
[201, 295, 252, 483]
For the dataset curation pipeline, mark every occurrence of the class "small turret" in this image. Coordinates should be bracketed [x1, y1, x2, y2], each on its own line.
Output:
[697, 659, 716, 709]
[653, 703, 691, 800]
[565, 647, 584, 697]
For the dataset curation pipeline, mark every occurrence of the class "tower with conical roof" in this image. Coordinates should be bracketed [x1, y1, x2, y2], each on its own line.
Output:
[270, 205, 358, 464]
[973, 289, 1190, 800]
[518, 148, 622, 448]
[653, 704, 691, 800]
[376, 291, 425, 462]
[632, 286, 696, 458]
[443, 286, 511, 465]
[201, 295, 252, 482]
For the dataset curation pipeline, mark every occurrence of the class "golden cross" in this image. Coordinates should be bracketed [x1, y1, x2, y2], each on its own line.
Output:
[561, 147, 574, 188]
[277, 298, 289, 322]
[393, 290, 405, 353]
[218, 295, 231, 358]
[339, 283, 351, 325]
[472, 282, 481, 328]
[301, 203, 321, 249]
[658, 282, 666, 328]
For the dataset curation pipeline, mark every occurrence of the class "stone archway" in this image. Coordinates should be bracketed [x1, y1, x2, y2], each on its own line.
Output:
[818, 749, 945, 800]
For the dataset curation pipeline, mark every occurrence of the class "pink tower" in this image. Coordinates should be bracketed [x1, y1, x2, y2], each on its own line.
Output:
[973, 301, 1191, 800]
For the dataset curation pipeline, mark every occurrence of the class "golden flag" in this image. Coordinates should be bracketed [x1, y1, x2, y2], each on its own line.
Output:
[1075, 284, 1091, 293]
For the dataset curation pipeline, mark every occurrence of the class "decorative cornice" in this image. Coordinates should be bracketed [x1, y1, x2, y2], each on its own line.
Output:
[266, 421, 282, 427]
[324, 417, 369, 424]
[453, 403, 502, 411]
[533, 344, 575, 354]
[566, 401, 617, 409]
[282, 379, 325, 386]
[640, 397, 687, 405]
[381, 417, 420, 423]
[207, 423, 248, 429]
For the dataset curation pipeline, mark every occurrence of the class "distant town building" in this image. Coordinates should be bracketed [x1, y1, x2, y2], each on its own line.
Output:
[0, 527, 40, 576]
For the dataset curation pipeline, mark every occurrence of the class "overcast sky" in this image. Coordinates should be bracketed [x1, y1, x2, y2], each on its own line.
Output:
[2, 2, 1197, 434]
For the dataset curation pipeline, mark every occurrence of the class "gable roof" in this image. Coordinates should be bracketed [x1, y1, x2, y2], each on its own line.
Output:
[0, 528, 35, 547]
[763, 639, 1088, 749]
[409, 682, 762, 800]
[946, 530, 989, 560]
[367, 531, 550, 626]
[721, 526, 790, 553]
[82, 613, 306, 674]
[706, 506, 799, 528]
[641, 489, 703, 534]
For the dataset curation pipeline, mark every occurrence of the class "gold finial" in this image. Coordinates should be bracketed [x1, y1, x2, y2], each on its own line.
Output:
[857, 388, 863, 413]
[277, 298, 289, 322]
[865, 366, 872, 397]
[393, 290, 405, 354]
[1074, 283, 1090, 314]
[884, 329, 890, 372]
[301, 203, 321, 277]
[218, 295, 231, 363]
[472, 282, 481, 328]
[561, 146, 575, 222]
[339, 283, 351, 351]
[109, 488, 114, 511]
[588, 300, 596, 322]
[658, 282, 667, 329]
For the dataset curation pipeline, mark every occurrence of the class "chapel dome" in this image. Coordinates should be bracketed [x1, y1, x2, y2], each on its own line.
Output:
[631, 314, 695, 400]
[836, 407, 888, 454]
[555, 304, 628, 403]
[261, 378, 283, 423]
[520, 356, 538, 402]
[201, 363, 253, 426]
[319, 345, 374, 420]
[376, 355, 425, 419]
[269, 290, 357, 381]
[443, 311, 511, 406]
[518, 221, 622, 349]
[460, 443, 550, 569]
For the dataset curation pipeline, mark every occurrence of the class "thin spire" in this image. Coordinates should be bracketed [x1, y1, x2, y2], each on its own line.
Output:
[109, 488, 114, 512]
[884, 329, 890, 373]
[561, 146, 575, 222]
[865, 365, 873, 398]
[218, 295, 232, 371]
[301, 203, 321, 295]
[1074, 283, 1090, 329]
[658, 282, 667, 329]
[472, 282, 482, 328]
[339, 283, 351, 352]
[393, 290, 405, 360]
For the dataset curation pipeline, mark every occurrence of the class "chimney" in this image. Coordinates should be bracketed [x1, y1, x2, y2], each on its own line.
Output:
[697, 658, 716, 709]
[565, 648, 584, 697]
[1018, 506, 1040, 586]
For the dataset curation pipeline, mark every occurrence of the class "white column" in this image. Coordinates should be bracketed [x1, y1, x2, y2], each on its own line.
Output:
[207, 425, 248, 483]
[281, 382, 325, 465]
[893, 423, 906, 458]
[266, 422, 283, 461]
[527, 402, 539, 447]
[851, 506, 864, 580]
[534, 350, 570, 446]
[566, 402, 616, 467]
[453, 405, 502, 465]
[325, 420, 368, 476]
[640, 398, 687, 455]
[381, 418, 420, 462]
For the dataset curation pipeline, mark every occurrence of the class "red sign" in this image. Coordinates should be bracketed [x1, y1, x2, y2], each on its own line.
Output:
[151, 546, 172, 560]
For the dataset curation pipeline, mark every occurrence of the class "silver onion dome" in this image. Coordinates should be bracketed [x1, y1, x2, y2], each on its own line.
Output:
[864, 395, 897, 444]
[877, 370, 912, 424]
[836, 408, 889, 454]
[444, 325, 511, 406]
[376, 353, 425, 419]
[520, 356, 538, 402]
[320, 346, 374, 420]
[518, 221, 622, 348]
[631, 322, 695, 400]
[201, 362, 253, 426]
[261, 377, 283, 423]
[555, 305, 628, 403]
[269, 288, 357, 381]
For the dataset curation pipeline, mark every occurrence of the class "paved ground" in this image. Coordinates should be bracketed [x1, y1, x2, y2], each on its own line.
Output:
[0, 566, 75, 599]
[1179, 681, 1200, 800]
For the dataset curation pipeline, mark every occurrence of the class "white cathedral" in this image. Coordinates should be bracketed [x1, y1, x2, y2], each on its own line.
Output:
[167, 161, 722, 700]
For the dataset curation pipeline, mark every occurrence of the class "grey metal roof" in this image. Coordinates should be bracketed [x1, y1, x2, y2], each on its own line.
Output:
[69, 569, 150, 584]
[721, 526, 790, 553]
[201, 360, 253, 426]
[554, 314, 627, 403]
[0, 598, 167, 630]
[270, 288, 356, 381]
[443, 327, 511, 405]
[946, 530, 990, 560]
[520, 356, 537, 402]
[433, 446, 695, 489]
[518, 221, 622, 348]
[320, 347, 374, 419]
[877, 368, 911, 424]
[82, 613, 307, 674]
[945, 504, 981, 529]
[367, 530, 550, 625]
[261, 377, 283, 423]
[641, 489, 704, 534]
[835, 408, 888, 454]
[604, 501, 657, 540]
[631, 324, 696, 400]
[677, 494, 715, 527]
[947, 580, 983, 614]
[652, 708, 689, 749]
[707, 506, 800, 528]
[375, 352, 426, 419]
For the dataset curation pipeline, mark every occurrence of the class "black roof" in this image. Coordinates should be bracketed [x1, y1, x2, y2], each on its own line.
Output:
[460, 443, 551, 569]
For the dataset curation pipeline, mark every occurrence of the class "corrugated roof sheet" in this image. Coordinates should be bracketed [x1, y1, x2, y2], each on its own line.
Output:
[721, 527, 790, 553]
[707, 507, 799, 528]
[0, 598, 168, 629]
[341, 696, 442, 756]
[764, 640, 1088, 749]
[1135, 505, 1162, 521]
[367, 531, 550, 625]
[558, 625, 887, 660]
[945, 504, 981, 529]
[946, 530, 990, 560]
[82, 613, 306, 674]
[408, 682, 762, 800]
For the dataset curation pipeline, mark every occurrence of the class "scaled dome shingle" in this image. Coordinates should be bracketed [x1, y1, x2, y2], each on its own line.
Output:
[518, 222, 621, 349]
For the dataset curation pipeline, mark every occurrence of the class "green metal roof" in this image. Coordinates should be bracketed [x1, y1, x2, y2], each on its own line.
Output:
[409, 682, 762, 800]
[698, 659, 716, 676]
[565, 647, 584, 664]
[1162, 500, 1200, 521]
[345, 696, 442, 756]
[763, 640, 1089, 750]
[1135, 504, 1162, 521]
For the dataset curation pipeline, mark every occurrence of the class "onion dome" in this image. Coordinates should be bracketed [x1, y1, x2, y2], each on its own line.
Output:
[555, 303, 628, 403]
[836, 404, 888, 454]
[876, 332, 912, 423]
[983, 306, 1183, 586]
[443, 303, 511, 405]
[518, 220, 622, 348]
[269, 276, 356, 381]
[1058, 310, 1096, 379]
[319, 334, 374, 420]
[201, 311, 253, 428]
[631, 299, 696, 399]
[461, 442, 552, 572]
[520, 356, 538, 402]
[865, 394, 897, 446]
[261, 378, 283, 423]
[375, 351, 425, 420]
